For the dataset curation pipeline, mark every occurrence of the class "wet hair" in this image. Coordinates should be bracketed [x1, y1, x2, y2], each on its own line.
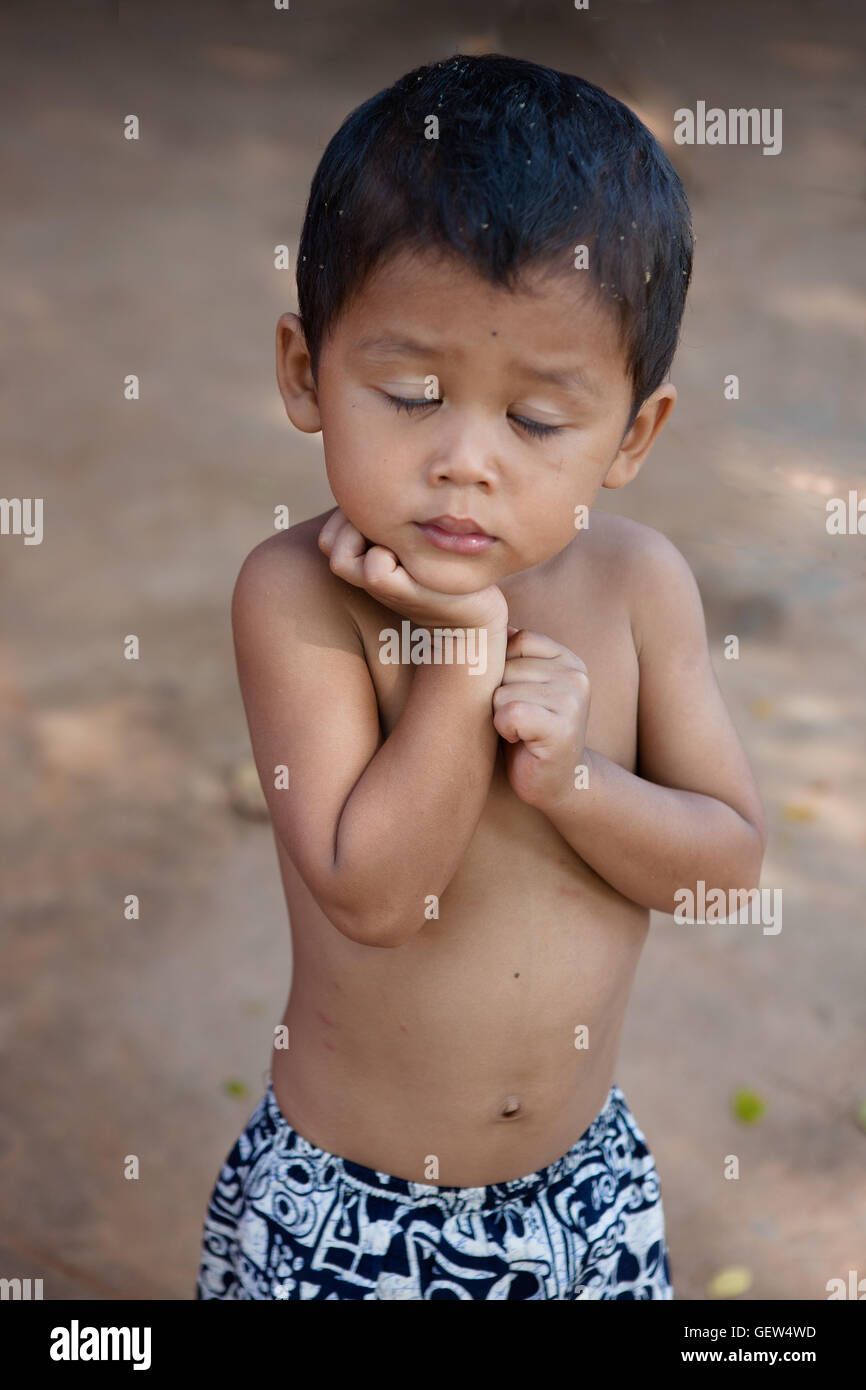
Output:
[296, 52, 693, 431]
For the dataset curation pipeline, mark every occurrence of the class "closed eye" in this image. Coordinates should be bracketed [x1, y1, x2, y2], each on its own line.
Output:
[384, 394, 439, 416]
[510, 414, 562, 439]
[383, 394, 562, 439]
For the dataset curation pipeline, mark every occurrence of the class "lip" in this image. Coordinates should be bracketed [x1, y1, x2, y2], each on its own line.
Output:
[421, 514, 492, 536]
[414, 515, 498, 555]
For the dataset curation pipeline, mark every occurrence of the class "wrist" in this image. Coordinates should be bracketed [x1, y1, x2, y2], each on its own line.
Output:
[411, 637, 505, 692]
[540, 745, 594, 818]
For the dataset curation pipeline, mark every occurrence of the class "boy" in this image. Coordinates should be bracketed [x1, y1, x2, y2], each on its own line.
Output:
[196, 53, 765, 1301]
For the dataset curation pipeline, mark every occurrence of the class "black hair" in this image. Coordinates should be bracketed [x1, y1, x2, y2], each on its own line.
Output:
[296, 53, 693, 431]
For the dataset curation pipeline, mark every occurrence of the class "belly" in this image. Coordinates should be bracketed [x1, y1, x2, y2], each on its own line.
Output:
[269, 789, 650, 1187]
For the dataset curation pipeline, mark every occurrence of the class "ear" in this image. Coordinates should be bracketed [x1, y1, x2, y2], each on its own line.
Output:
[602, 384, 677, 489]
[275, 312, 322, 433]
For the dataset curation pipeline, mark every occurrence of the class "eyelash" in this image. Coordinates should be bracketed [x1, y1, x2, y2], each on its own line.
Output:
[383, 394, 561, 439]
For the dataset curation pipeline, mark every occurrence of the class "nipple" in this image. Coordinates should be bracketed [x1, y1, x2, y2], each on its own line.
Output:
[500, 1095, 521, 1118]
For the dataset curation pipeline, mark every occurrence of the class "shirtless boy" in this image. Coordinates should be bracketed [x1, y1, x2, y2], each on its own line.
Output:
[197, 53, 765, 1301]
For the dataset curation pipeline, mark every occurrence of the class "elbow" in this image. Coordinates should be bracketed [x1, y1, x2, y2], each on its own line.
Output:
[661, 819, 768, 919]
[323, 897, 416, 950]
[716, 822, 766, 900]
[742, 814, 767, 892]
[716, 809, 767, 897]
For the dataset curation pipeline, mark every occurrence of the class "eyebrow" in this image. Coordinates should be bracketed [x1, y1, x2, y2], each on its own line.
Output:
[351, 335, 600, 398]
[352, 334, 433, 357]
[516, 361, 599, 397]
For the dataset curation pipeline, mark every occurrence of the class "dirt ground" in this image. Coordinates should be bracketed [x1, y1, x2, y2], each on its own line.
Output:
[1, 0, 864, 1300]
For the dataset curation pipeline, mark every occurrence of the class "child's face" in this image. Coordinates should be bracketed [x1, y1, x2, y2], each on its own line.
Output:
[279, 246, 673, 595]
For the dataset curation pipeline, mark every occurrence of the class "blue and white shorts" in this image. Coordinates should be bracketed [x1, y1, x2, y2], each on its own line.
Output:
[196, 1078, 673, 1300]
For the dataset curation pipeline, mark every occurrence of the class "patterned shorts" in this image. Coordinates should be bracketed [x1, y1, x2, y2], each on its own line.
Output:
[196, 1078, 673, 1300]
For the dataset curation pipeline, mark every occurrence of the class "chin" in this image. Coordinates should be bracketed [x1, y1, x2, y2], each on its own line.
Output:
[402, 554, 499, 595]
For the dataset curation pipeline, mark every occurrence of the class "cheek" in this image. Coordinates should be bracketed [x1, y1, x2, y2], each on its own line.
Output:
[321, 414, 367, 493]
[323, 448, 397, 546]
[521, 483, 584, 547]
[323, 404, 407, 513]
[326, 473, 376, 533]
[530, 445, 607, 520]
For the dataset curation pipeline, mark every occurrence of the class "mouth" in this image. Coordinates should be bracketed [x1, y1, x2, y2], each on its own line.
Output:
[413, 515, 498, 555]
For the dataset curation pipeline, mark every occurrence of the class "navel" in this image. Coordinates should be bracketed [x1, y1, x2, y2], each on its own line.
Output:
[500, 1095, 521, 1118]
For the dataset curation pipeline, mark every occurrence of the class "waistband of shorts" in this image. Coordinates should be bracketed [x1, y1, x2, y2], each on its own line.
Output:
[261, 1077, 632, 1214]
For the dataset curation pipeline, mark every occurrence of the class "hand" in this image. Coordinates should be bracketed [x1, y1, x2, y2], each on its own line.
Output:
[492, 627, 590, 809]
[318, 508, 509, 635]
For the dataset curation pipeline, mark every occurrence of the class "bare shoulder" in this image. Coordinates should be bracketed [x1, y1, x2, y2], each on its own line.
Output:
[232, 508, 336, 599]
[231, 507, 349, 637]
[582, 512, 705, 657]
[581, 510, 688, 572]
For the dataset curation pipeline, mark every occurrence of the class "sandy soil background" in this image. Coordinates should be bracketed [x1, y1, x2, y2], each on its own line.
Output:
[1, 0, 864, 1299]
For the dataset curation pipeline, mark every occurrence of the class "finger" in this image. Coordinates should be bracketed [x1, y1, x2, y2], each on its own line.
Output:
[362, 548, 450, 609]
[317, 507, 347, 552]
[362, 545, 402, 588]
[493, 700, 561, 747]
[501, 655, 589, 687]
[501, 655, 568, 684]
[493, 682, 561, 715]
[506, 628, 573, 660]
[327, 519, 373, 586]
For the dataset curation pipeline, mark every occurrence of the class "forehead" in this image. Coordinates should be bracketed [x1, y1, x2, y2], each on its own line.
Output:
[334, 246, 629, 386]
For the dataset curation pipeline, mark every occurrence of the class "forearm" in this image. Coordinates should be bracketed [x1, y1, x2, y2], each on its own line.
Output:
[542, 747, 765, 914]
[330, 639, 506, 945]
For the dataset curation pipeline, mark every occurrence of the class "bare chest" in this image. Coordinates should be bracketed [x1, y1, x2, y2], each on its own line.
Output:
[352, 578, 640, 773]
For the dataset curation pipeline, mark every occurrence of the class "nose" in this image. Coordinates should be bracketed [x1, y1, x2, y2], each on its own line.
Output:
[425, 414, 499, 490]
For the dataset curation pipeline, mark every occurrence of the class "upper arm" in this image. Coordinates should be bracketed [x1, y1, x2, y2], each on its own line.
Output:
[628, 527, 767, 848]
[230, 529, 382, 936]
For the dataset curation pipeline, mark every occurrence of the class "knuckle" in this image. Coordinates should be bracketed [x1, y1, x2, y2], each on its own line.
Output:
[362, 551, 384, 582]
